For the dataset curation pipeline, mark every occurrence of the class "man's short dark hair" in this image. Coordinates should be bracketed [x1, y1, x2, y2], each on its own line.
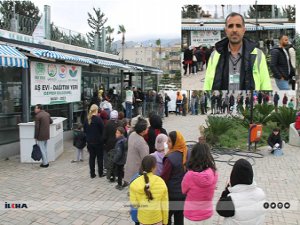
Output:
[225, 12, 245, 26]
[36, 104, 43, 110]
[278, 34, 288, 41]
[134, 117, 148, 134]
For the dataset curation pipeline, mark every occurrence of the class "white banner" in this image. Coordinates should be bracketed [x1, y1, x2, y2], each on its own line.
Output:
[191, 30, 221, 47]
[30, 62, 81, 105]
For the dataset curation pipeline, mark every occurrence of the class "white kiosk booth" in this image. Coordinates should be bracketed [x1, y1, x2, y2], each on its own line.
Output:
[18, 117, 67, 163]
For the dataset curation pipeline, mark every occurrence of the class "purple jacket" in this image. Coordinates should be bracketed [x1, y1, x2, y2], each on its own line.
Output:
[150, 151, 165, 176]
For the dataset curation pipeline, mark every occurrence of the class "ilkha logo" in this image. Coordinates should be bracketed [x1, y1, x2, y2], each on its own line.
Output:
[4, 202, 28, 209]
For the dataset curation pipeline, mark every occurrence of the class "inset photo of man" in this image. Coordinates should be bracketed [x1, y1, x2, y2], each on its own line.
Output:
[181, 4, 296, 91]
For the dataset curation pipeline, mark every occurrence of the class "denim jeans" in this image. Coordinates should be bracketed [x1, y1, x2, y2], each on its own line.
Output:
[37, 140, 48, 165]
[125, 102, 132, 119]
[76, 148, 83, 161]
[275, 79, 290, 90]
[191, 103, 195, 115]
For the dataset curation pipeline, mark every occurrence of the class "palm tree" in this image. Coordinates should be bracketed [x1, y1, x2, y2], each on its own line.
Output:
[156, 38, 162, 69]
[117, 25, 126, 60]
[106, 26, 114, 53]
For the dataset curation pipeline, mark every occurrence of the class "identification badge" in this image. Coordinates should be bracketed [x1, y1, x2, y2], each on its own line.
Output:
[229, 73, 240, 84]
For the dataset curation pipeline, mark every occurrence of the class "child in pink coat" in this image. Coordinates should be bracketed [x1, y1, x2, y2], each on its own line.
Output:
[181, 143, 218, 224]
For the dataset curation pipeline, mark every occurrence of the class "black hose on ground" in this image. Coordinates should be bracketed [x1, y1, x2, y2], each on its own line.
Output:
[185, 141, 264, 166]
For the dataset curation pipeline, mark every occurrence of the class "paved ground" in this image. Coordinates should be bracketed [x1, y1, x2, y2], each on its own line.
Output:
[181, 67, 280, 91]
[1, 114, 300, 225]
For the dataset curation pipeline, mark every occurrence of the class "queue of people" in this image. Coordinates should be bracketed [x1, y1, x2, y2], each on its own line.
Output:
[33, 101, 269, 225]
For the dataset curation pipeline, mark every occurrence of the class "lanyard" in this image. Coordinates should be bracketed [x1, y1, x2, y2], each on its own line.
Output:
[229, 54, 242, 71]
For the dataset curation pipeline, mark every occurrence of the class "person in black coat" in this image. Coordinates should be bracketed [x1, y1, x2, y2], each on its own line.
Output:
[164, 93, 171, 117]
[145, 114, 167, 154]
[270, 35, 294, 90]
[103, 110, 121, 181]
[267, 127, 282, 154]
[113, 127, 128, 190]
[72, 124, 86, 163]
[84, 104, 105, 178]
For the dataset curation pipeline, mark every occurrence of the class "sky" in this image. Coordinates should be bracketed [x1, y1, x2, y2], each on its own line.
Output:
[31, 0, 298, 42]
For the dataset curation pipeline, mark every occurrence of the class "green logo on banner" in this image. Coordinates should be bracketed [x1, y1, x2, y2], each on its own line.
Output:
[35, 62, 45, 76]
[69, 66, 78, 77]
[48, 64, 57, 77]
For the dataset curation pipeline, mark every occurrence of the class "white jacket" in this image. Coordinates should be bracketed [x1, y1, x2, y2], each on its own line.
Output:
[223, 182, 266, 225]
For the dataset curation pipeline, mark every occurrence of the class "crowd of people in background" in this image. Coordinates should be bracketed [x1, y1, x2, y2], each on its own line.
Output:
[183, 44, 213, 75]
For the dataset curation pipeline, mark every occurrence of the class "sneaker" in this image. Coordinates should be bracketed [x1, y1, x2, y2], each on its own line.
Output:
[40, 164, 49, 168]
[79, 159, 84, 162]
[91, 174, 96, 179]
[122, 181, 129, 187]
[71, 160, 78, 163]
[115, 185, 124, 190]
[99, 174, 105, 178]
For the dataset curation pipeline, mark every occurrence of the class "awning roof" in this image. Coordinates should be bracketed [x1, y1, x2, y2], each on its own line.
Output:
[0, 44, 28, 68]
[17, 46, 130, 69]
[182, 23, 295, 31]
[92, 58, 131, 69]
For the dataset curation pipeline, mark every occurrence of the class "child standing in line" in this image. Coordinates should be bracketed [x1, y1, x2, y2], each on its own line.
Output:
[130, 155, 169, 225]
[182, 143, 218, 224]
[113, 127, 128, 190]
[150, 134, 168, 176]
[72, 124, 86, 163]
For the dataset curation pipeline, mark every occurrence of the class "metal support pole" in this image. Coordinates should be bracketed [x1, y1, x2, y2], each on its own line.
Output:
[255, 1, 259, 42]
[68, 103, 73, 130]
[248, 90, 254, 151]
[120, 70, 124, 101]
[22, 68, 30, 122]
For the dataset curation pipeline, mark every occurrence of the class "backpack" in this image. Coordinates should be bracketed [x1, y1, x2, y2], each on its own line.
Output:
[31, 144, 42, 161]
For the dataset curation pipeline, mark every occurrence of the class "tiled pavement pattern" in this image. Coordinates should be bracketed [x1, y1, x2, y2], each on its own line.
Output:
[0, 114, 300, 225]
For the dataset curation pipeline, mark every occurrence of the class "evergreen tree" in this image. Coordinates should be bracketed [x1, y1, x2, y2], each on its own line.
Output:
[86, 7, 108, 49]
[0, 1, 40, 34]
[282, 5, 295, 22]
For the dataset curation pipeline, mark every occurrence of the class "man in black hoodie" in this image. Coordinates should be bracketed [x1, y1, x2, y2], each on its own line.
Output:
[271, 35, 294, 90]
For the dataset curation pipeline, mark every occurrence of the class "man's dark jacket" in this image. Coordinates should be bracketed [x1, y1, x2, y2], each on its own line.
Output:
[212, 37, 258, 90]
[270, 47, 295, 80]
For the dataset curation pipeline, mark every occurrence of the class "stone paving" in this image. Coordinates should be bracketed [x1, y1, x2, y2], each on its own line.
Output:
[0, 114, 300, 225]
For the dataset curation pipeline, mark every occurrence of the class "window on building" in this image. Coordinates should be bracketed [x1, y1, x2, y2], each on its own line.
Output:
[0, 67, 23, 145]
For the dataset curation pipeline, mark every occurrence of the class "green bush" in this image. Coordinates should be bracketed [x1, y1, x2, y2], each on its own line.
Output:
[204, 116, 232, 146]
[238, 104, 274, 128]
[270, 107, 297, 131]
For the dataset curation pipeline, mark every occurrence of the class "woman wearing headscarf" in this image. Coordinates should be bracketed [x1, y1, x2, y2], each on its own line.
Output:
[161, 131, 188, 225]
[84, 104, 105, 178]
[145, 114, 168, 154]
[216, 159, 266, 225]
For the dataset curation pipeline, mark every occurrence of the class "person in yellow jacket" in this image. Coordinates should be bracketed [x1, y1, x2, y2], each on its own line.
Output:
[203, 12, 272, 90]
[130, 155, 169, 225]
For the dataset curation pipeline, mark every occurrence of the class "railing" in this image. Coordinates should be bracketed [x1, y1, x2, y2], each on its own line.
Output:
[0, 12, 39, 35]
[50, 24, 91, 49]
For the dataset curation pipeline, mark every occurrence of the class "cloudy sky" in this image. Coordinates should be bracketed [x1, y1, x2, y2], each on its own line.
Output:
[31, 0, 298, 42]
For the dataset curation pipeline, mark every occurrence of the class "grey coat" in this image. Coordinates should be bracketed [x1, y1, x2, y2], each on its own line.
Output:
[124, 132, 149, 182]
